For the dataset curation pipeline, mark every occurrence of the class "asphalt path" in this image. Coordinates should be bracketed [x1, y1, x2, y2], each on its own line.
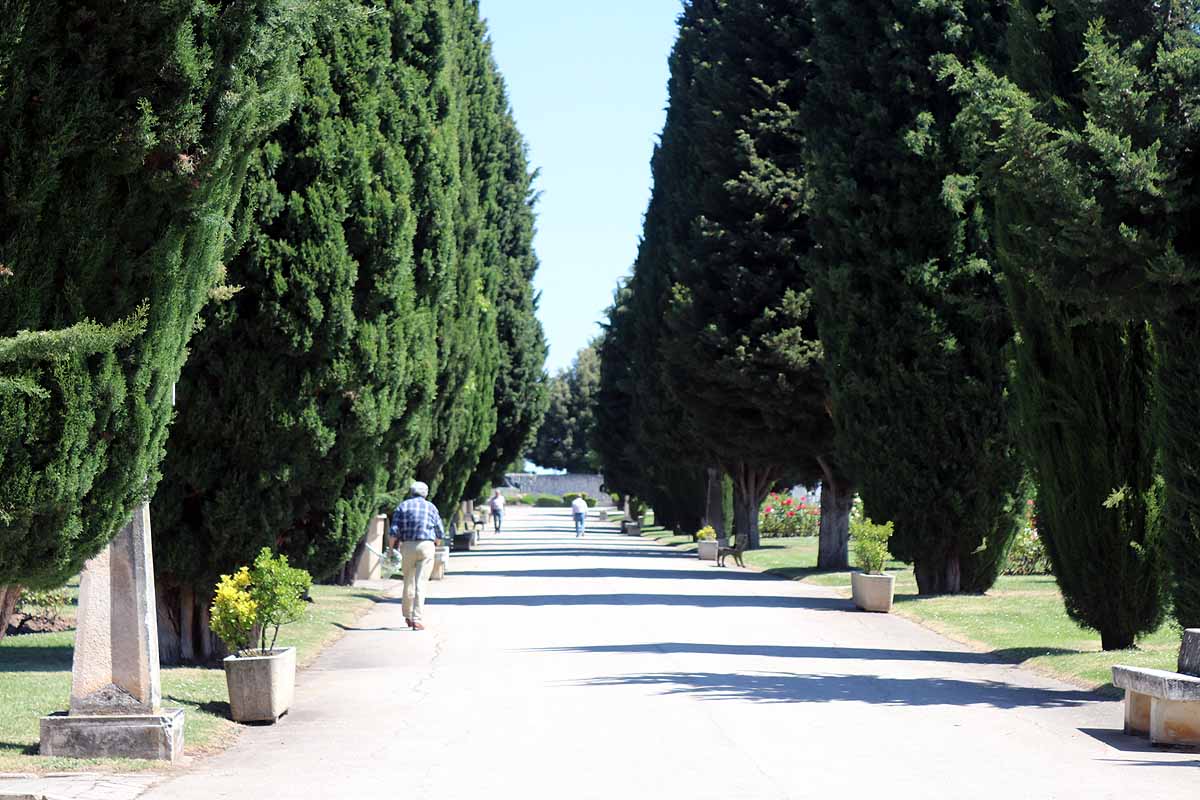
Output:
[146, 506, 1199, 799]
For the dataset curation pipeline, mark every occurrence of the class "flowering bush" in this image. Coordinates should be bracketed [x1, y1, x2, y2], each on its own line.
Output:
[211, 548, 312, 657]
[695, 525, 718, 541]
[1003, 499, 1052, 576]
[760, 492, 820, 537]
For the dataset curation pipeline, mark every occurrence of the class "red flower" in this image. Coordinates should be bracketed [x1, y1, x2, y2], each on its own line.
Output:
[764, 506, 774, 514]
[787, 511, 796, 517]
[782, 498, 793, 506]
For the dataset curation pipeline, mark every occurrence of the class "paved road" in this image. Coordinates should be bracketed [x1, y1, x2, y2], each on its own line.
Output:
[146, 506, 1199, 800]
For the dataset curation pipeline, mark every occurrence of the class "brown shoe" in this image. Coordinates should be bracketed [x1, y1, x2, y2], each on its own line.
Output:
[405, 617, 414, 628]
[411, 621, 426, 631]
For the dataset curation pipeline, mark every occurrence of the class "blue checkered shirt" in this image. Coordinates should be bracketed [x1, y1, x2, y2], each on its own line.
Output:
[390, 496, 445, 542]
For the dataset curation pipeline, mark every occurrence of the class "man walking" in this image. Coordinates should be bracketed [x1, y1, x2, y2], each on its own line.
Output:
[571, 494, 589, 538]
[489, 488, 506, 533]
[390, 481, 445, 630]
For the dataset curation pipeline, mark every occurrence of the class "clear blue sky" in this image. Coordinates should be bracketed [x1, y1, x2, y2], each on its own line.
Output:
[478, 1, 682, 374]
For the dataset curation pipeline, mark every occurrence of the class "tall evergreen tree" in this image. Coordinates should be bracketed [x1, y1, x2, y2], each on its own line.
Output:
[0, 0, 314, 639]
[804, 0, 1021, 593]
[152, 2, 439, 660]
[1003, 0, 1199, 631]
[464, 112, 549, 499]
[414, 0, 505, 517]
[661, 0, 847, 553]
[941, 0, 1170, 645]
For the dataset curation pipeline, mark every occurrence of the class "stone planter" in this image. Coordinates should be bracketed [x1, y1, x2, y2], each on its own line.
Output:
[431, 546, 450, 580]
[851, 572, 895, 613]
[697, 540, 718, 561]
[224, 647, 296, 723]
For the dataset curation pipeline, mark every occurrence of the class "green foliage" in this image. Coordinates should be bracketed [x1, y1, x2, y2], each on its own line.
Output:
[531, 342, 601, 473]
[0, 0, 315, 589]
[464, 112, 549, 499]
[154, 1, 435, 589]
[211, 549, 312, 657]
[562, 492, 596, 508]
[852, 518, 894, 576]
[16, 587, 70, 625]
[804, 0, 1020, 593]
[760, 493, 820, 538]
[941, 1, 1176, 640]
[1004, 502, 1051, 577]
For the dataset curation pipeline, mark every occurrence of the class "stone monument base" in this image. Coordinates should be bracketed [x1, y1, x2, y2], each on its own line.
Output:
[39, 708, 185, 762]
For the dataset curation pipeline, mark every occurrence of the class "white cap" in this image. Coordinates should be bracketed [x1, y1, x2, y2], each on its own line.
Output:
[410, 481, 430, 498]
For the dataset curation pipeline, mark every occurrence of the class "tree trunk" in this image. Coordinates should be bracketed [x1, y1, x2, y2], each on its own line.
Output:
[0, 585, 22, 644]
[730, 463, 777, 550]
[1100, 628, 1136, 652]
[704, 466, 726, 541]
[330, 536, 366, 586]
[179, 586, 196, 663]
[816, 456, 852, 570]
[156, 581, 183, 665]
[158, 580, 225, 664]
[914, 551, 962, 595]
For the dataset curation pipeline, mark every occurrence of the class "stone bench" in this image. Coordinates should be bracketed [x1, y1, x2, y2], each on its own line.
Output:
[1113, 629, 1200, 747]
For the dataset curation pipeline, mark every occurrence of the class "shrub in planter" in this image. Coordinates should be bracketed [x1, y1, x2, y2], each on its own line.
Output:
[851, 517, 895, 613]
[695, 525, 719, 561]
[212, 549, 312, 722]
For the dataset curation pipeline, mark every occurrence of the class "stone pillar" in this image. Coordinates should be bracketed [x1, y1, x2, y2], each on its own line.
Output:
[40, 502, 185, 761]
[1179, 629, 1200, 676]
[355, 515, 387, 581]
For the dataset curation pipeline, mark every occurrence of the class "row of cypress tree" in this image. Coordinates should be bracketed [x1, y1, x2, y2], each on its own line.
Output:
[599, 0, 1200, 647]
[0, 1, 547, 650]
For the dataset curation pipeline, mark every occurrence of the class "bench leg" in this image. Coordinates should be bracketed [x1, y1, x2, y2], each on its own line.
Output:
[1124, 690, 1152, 736]
[1150, 697, 1200, 747]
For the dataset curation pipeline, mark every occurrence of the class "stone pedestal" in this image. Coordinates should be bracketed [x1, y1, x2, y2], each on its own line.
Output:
[40, 502, 185, 761]
[355, 515, 388, 581]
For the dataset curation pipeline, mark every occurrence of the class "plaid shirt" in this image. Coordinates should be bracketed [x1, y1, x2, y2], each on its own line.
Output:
[390, 496, 445, 542]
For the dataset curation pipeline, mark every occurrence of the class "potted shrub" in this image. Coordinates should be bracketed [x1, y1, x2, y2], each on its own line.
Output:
[696, 526, 719, 561]
[850, 517, 895, 613]
[212, 548, 312, 723]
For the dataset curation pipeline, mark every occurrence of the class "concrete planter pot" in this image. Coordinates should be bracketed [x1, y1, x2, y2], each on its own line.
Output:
[224, 646, 296, 723]
[431, 546, 450, 580]
[851, 573, 895, 613]
[697, 540, 718, 561]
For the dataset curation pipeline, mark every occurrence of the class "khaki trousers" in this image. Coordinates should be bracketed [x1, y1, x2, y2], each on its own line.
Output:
[400, 540, 436, 622]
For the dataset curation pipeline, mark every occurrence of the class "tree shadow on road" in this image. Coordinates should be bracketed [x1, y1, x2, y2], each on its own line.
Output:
[573, 670, 1097, 709]
[459, 567, 768, 582]
[423, 593, 848, 610]
[528, 641, 997, 664]
[448, 548, 693, 560]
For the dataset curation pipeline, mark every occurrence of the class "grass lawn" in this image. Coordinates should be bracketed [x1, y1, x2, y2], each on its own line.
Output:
[666, 535, 1181, 694]
[0, 584, 385, 773]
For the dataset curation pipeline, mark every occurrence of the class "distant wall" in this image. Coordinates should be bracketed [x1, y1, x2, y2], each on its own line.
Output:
[503, 473, 608, 503]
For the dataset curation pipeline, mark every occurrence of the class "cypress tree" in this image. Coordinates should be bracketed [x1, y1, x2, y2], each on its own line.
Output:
[0, 0, 313, 638]
[153, 0, 437, 603]
[941, 1, 1170, 645]
[661, 0, 847, 553]
[464, 112, 549, 499]
[414, 0, 505, 517]
[804, 0, 1021, 593]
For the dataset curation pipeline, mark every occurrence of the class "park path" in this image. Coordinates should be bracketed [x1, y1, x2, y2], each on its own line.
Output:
[145, 506, 1198, 800]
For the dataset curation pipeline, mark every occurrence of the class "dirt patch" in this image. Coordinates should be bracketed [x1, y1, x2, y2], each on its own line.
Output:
[5, 613, 76, 636]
